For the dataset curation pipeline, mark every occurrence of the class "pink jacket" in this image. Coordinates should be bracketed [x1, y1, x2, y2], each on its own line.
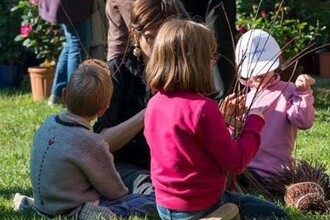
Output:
[246, 74, 315, 177]
[144, 90, 264, 211]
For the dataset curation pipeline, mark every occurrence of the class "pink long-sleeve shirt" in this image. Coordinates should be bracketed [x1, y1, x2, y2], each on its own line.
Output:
[246, 74, 315, 177]
[144, 90, 264, 211]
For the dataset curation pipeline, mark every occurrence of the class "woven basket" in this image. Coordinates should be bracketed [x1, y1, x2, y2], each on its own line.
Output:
[284, 182, 325, 211]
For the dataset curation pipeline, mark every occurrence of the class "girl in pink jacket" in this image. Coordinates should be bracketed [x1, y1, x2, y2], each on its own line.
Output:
[236, 29, 315, 182]
[144, 19, 288, 220]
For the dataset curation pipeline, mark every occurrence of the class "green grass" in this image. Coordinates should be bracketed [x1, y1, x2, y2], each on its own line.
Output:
[0, 76, 329, 219]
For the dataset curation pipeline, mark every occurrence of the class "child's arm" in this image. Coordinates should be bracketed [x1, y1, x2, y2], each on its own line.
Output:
[287, 74, 315, 129]
[197, 101, 265, 174]
[83, 141, 129, 200]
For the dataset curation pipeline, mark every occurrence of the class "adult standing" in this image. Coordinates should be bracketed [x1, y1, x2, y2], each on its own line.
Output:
[39, 0, 93, 106]
[180, 0, 237, 98]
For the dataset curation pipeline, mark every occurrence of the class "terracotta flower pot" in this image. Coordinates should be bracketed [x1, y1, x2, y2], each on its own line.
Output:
[28, 66, 55, 101]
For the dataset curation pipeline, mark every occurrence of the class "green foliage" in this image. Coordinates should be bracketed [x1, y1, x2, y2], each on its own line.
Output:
[11, 0, 65, 66]
[0, 0, 25, 64]
[236, 2, 326, 60]
[237, 0, 330, 46]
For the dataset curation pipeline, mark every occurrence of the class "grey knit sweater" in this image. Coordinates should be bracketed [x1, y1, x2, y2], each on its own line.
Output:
[30, 113, 128, 217]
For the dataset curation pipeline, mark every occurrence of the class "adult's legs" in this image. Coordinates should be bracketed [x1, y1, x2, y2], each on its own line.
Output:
[116, 163, 154, 195]
[50, 24, 69, 100]
[206, 0, 237, 96]
[49, 19, 91, 104]
[180, 0, 237, 99]
[222, 190, 288, 219]
[65, 18, 91, 84]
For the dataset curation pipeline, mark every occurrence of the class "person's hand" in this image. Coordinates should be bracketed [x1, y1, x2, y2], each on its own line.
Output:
[219, 93, 246, 116]
[295, 74, 316, 91]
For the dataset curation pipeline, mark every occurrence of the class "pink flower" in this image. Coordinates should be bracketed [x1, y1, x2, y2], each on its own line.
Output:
[20, 25, 33, 38]
[237, 25, 247, 34]
[260, 10, 268, 18]
[29, 0, 38, 4]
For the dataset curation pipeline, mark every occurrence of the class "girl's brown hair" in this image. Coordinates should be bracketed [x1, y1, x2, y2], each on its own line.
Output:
[66, 60, 112, 117]
[145, 19, 217, 95]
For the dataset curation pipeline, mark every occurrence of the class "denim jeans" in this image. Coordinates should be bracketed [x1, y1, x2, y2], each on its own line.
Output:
[157, 190, 288, 220]
[99, 193, 157, 218]
[157, 200, 223, 220]
[51, 18, 91, 97]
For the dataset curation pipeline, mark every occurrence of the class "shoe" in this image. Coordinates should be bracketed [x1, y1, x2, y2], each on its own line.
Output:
[48, 94, 63, 106]
[13, 193, 34, 212]
[200, 203, 240, 220]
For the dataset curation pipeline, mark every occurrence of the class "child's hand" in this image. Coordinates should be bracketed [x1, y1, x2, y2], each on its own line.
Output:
[295, 74, 315, 91]
[219, 93, 246, 116]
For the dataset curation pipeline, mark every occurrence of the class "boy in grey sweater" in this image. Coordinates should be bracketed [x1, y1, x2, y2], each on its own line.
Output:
[30, 59, 156, 219]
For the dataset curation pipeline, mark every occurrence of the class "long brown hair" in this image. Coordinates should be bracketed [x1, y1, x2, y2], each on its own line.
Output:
[131, 0, 180, 32]
[146, 19, 217, 95]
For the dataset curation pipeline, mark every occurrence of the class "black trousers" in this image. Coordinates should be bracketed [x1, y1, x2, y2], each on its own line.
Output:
[180, 0, 237, 98]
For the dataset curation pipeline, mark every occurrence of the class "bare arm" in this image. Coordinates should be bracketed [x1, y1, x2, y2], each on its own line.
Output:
[100, 109, 145, 152]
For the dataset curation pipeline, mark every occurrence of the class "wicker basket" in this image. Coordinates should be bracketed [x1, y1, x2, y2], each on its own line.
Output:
[284, 182, 325, 211]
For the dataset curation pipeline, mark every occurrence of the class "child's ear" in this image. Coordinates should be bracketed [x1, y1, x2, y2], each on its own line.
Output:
[97, 105, 110, 117]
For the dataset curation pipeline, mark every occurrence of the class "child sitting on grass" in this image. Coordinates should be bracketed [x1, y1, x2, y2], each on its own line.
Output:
[30, 59, 156, 219]
[144, 19, 288, 220]
[235, 29, 315, 186]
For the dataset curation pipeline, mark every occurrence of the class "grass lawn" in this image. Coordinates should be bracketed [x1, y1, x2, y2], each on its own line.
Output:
[0, 76, 329, 219]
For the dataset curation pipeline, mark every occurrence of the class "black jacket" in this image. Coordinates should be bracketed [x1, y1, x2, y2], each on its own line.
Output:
[93, 51, 152, 170]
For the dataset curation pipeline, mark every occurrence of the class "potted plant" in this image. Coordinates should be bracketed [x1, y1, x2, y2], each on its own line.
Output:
[11, 0, 65, 101]
[0, 0, 25, 88]
[236, 2, 326, 81]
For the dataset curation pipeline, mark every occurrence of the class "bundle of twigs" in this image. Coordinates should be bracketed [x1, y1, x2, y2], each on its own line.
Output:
[262, 160, 329, 197]
[261, 159, 330, 214]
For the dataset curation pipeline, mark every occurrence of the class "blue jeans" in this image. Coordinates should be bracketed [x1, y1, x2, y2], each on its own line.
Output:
[99, 193, 157, 218]
[157, 191, 288, 220]
[51, 19, 91, 97]
[157, 200, 223, 220]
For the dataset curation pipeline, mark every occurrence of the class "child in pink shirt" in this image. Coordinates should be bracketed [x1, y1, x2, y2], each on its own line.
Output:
[236, 29, 315, 183]
[144, 19, 288, 220]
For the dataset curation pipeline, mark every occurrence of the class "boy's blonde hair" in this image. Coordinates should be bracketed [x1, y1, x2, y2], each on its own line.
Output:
[66, 59, 113, 117]
[145, 19, 217, 95]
